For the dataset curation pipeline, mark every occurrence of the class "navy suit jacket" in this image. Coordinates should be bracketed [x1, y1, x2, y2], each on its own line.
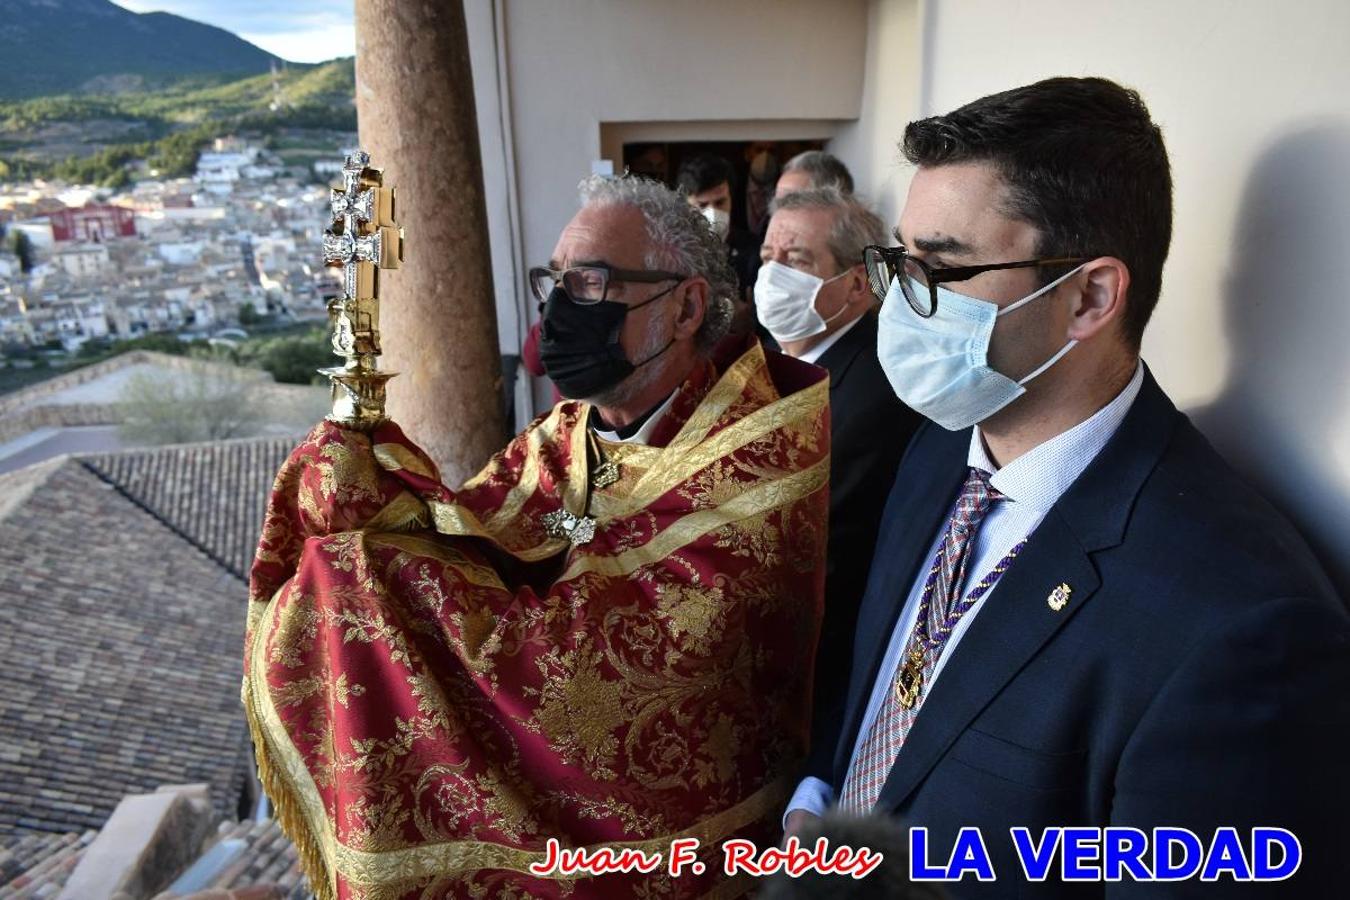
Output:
[808, 311, 924, 768]
[822, 367, 1350, 897]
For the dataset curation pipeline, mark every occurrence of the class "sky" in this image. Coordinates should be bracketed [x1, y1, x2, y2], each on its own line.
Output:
[110, 0, 355, 64]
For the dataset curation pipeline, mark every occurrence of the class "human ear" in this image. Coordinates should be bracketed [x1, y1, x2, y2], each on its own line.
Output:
[673, 278, 708, 341]
[845, 264, 871, 308]
[1067, 257, 1130, 342]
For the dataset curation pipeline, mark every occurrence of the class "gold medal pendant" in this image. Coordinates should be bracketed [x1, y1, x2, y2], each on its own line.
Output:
[894, 646, 926, 709]
[591, 459, 621, 489]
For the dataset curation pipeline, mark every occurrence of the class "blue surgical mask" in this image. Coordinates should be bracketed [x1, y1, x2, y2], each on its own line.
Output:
[877, 265, 1085, 430]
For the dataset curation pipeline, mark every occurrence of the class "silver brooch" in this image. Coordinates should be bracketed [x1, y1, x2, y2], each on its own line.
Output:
[541, 509, 597, 545]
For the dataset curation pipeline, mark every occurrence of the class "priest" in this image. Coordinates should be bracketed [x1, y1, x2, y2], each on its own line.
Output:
[243, 175, 830, 899]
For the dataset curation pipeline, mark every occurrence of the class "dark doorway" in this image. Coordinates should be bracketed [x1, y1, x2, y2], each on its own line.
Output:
[623, 139, 827, 238]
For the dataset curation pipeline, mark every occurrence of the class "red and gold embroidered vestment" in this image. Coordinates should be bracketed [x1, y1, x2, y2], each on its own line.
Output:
[243, 342, 830, 899]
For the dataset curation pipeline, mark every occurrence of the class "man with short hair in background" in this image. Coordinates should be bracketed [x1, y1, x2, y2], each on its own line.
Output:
[757, 187, 924, 778]
[676, 152, 762, 334]
[784, 76, 1350, 897]
[776, 149, 855, 199]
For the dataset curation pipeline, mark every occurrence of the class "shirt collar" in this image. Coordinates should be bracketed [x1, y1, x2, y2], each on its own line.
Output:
[797, 314, 864, 366]
[592, 388, 679, 446]
[968, 361, 1145, 511]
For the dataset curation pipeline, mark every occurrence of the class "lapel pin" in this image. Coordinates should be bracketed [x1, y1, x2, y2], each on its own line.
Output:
[1047, 583, 1072, 612]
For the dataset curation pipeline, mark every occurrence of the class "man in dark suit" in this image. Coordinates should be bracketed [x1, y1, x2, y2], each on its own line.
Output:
[757, 188, 925, 764]
[784, 77, 1350, 897]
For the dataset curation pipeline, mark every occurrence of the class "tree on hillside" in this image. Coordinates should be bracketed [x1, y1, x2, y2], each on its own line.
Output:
[118, 368, 264, 445]
[9, 231, 35, 274]
[231, 328, 333, 385]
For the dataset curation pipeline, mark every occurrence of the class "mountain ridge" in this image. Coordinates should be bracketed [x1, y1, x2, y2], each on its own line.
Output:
[0, 0, 310, 99]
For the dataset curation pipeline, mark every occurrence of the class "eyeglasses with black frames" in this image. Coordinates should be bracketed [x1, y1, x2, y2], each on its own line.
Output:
[529, 263, 686, 306]
[862, 244, 1095, 317]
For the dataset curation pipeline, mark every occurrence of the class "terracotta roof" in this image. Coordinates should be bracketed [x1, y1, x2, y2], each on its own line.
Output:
[0, 830, 93, 898]
[0, 819, 311, 900]
[0, 433, 318, 895]
[82, 436, 298, 580]
[0, 440, 288, 839]
[162, 819, 308, 900]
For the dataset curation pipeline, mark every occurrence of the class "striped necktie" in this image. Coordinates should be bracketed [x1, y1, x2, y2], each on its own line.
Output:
[839, 467, 1010, 812]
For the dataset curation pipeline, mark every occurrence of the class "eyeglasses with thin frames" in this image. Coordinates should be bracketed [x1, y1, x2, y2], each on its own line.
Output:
[862, 244, 1095, 317]
[529, 263, 686, 306]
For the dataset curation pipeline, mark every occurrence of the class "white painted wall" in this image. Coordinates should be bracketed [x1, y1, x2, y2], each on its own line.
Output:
[913, 0, 1350, 591]
[465, 0, 533, 420]
[829, 0, 925, 233]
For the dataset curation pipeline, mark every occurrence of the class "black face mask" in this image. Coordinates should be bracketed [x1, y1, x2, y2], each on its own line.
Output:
[537, 285, 675, 399]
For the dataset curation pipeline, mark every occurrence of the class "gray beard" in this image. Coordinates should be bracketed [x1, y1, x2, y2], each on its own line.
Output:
[581, 321, 672, 409]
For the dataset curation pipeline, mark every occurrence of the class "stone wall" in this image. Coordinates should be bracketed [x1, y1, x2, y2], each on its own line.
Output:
[0, 352, 243, 418]
[0, 352, 328, 447]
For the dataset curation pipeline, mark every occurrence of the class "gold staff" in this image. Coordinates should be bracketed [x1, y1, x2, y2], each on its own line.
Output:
[321, 149, 404, 426]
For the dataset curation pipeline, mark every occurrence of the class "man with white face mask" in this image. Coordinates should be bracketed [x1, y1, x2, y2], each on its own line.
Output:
[758, 188, 926, 773]
[677, 152, 762, 336]
[784, 77, 1349, 897]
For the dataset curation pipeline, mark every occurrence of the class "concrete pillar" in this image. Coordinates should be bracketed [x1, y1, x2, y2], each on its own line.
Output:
[354, 0, 507, 486]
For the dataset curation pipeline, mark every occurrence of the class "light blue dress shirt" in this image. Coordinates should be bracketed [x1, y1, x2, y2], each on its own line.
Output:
[786, 362, 1145, 820]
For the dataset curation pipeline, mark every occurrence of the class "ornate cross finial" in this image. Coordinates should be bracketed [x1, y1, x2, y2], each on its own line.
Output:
[320, 149, 404, 427]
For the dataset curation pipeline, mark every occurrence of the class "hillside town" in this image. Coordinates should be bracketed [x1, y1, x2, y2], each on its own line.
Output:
[0, 136, 349, 359]
[0, 137, 340, 897]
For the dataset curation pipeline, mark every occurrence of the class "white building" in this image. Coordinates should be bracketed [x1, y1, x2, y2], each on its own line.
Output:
[157, 241, 206, 266]
[51, 244, 112, 280]
[196, 151, 258, 181]
[6, 220, 55, 250]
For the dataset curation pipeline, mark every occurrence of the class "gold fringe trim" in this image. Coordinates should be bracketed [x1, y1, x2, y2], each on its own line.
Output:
[328, 777, 792, 884]
[247, 645, 789, 896]
[243, 588, 337, 900]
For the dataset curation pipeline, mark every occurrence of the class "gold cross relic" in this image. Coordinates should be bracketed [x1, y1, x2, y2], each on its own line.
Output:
[320, 150, 405, 427]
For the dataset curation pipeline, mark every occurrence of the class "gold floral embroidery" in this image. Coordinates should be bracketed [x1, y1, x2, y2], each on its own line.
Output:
[318, 436, 383, 506]
[560, 792, 670, 835]
[334, 673, 365, 708]
[270, 592, 321, 669]
[655, 582, 725, 655]
[526, 645, 626, 780]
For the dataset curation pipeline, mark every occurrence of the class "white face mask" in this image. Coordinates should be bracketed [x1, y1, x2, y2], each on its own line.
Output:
[877, 264, 1086, 430]
[754, 260, 850, 343]
[701, 206, 731, 240]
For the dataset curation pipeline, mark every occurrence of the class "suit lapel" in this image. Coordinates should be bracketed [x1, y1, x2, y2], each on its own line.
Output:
[818, 313, 876, 393]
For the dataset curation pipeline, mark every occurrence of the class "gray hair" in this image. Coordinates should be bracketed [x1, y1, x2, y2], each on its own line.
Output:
[769, 187, 886, 274]
[577, 174, 735, 352]
[782, 150, 855, 194]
